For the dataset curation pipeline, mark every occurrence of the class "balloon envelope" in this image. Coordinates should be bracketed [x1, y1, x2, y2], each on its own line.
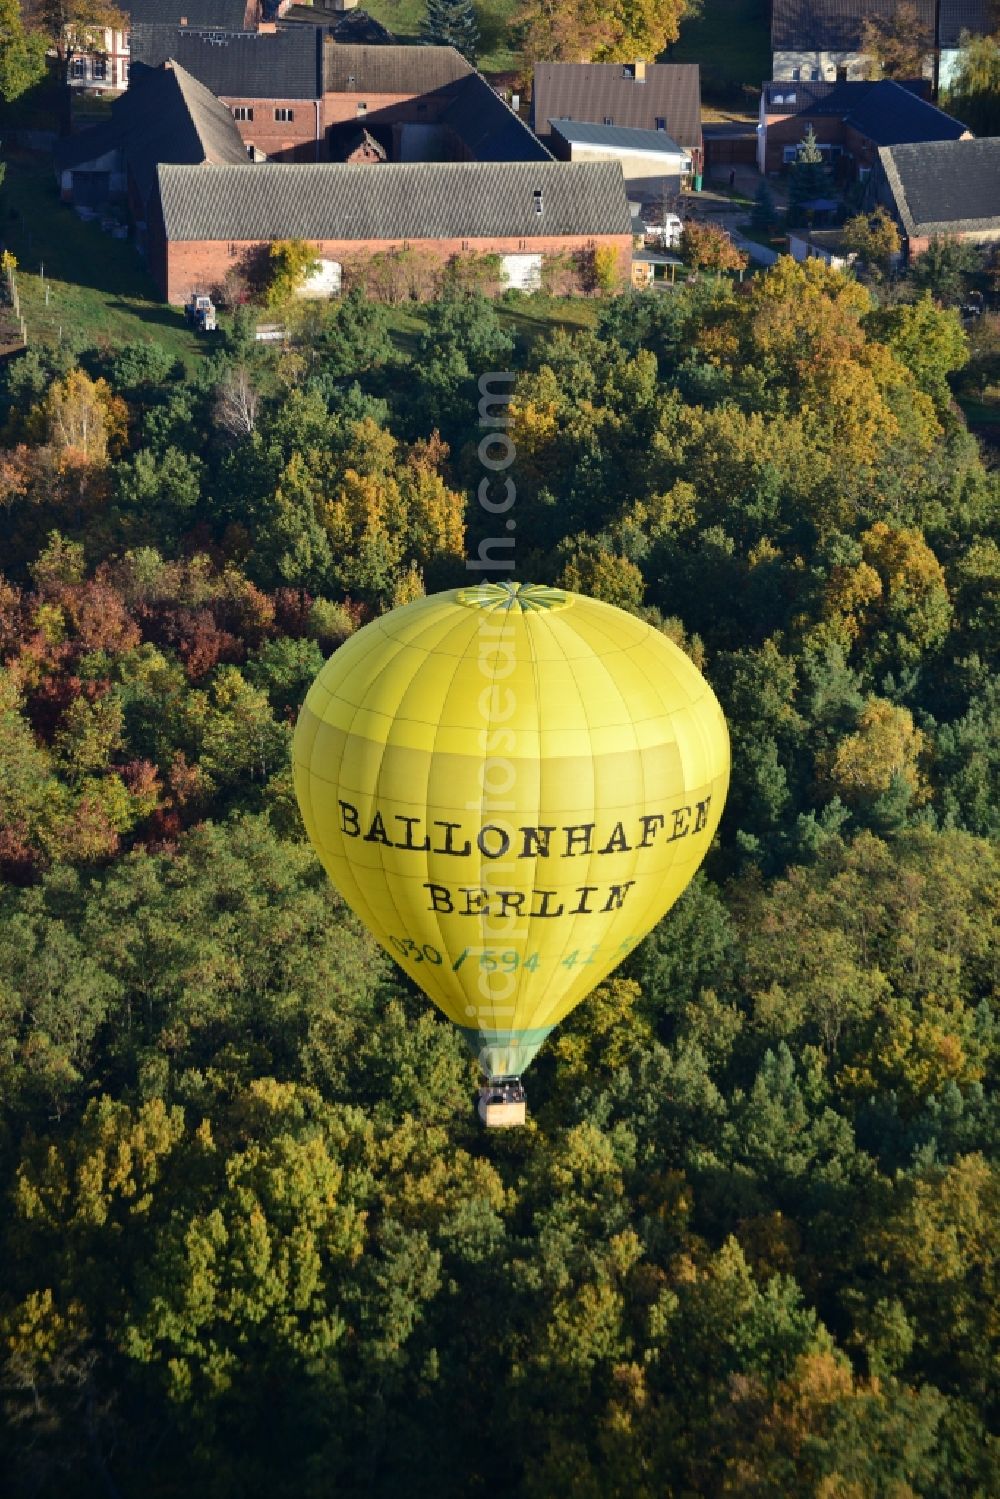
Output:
[292, 582, 729, 1079]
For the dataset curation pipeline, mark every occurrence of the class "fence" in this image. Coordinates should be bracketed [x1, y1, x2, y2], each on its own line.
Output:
[2, 260, 28, 350]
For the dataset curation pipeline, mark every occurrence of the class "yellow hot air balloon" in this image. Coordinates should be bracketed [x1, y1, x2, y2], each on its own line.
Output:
[292, 581, 729, 1123]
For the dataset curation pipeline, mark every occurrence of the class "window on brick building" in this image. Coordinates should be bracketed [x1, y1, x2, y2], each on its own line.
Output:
[233, 106, 253, 120]
[71, 57, 86, 78]
[274, 107, 294, 122]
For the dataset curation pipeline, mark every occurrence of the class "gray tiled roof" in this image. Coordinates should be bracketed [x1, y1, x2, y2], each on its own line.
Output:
[441, 75, 551, 162]
[156, 159, 631, 240]
[771, 0, 991, 52]
[322, 41, 472, 93]
[549, 118, 687, 156]
[844, 79, 967, 144]
[763, 77, 966, 142]
[761, 76, 965, 143]
[533, 63, 702, 151]
[764, 78, 926, 113]
[878, 137, 1000, 235]
[130, 31, 471, 103]
[131, 23, 321, 97]
[279, 5, 394, 42]
[126, 0, 251, 25]
[56, 61, 249, 203]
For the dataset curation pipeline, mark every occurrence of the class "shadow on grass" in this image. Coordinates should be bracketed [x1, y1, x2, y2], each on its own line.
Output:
[108, 298, 191, 336]
[3, 151, 159, 301]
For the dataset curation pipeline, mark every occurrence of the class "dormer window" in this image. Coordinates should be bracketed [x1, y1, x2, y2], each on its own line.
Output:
[622, 64, 635, 78]
[603, 116, 613, 125]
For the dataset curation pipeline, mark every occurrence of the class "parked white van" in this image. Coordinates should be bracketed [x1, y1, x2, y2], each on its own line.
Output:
[643, 212, 684, 248]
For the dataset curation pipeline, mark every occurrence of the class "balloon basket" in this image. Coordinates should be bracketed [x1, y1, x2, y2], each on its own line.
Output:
[477, 1078, 527, 1129]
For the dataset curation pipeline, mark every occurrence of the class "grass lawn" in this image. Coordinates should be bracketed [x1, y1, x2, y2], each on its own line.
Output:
[496, 292, 599, 344]
[2, 151, 219, 369]
[383, 292, 598, 361]
[672, 0, 771, 101]
[360, 0, 521, 75]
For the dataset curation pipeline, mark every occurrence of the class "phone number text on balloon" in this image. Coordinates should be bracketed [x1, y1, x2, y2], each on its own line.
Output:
[386, 935, 641, 972]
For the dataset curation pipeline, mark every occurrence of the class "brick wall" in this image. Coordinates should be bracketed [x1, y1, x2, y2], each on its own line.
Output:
[220, 90, 456, 161]
[345, 141, 385, 163]
[908, 227, 1000, 260]
[223, 97, 322, 161]
[762, 115, 846, 174]
[323, 90, 455, 132]
[159, 232, 632, 303]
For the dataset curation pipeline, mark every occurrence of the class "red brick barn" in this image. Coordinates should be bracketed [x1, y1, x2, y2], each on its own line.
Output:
[147, 159, 632, 303]
[873, 137, 1000, 258]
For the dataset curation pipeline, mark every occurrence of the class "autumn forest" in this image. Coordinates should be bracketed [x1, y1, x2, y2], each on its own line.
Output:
[0, 264, 997, 1496]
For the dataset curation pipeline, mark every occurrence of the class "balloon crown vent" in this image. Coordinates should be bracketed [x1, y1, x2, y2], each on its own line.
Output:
[457, 582, 571, 613]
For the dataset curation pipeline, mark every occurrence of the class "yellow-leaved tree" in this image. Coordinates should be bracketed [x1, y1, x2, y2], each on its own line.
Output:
[515, 0, 692, 63]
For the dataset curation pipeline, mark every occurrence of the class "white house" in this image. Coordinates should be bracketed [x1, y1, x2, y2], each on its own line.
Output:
[787, 228, 857, 270]
[771, 0, 992, 91]
[547, 119, 692, 205]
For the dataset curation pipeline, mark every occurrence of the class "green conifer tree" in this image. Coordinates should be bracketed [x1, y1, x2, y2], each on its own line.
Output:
[751, 179, 777, 235]
[423, 0, 479, 61]
[787, 125, 832, 227]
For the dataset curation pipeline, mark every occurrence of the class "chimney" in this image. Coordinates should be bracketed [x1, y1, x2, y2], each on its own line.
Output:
[634, 60, 646, 81]
[257, 19, 276, 30]
[179, 15, 188, 24]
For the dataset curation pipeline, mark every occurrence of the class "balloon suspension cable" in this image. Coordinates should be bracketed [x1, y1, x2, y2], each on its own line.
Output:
[477, 1076, 527, 1129]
